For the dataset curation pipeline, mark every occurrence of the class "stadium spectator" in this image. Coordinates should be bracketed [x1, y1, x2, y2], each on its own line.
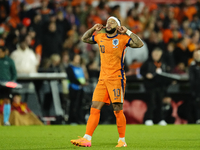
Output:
[162, 42, 176, 72]
[5, 29, 19, 54]
[162, 97, 175, 124]
[56, 11, 71, 41]
[163, 19, 182, 44]
[49, 54, 61, 72]
[73, 5, 86, 26]
[42, 22, 62, 59]
[87, 7, 102, 29]
[182, 0, 197, 21]
[9, 0, 21, 27]
[180, 19, 190, 35]
[18, 25, 28, 37]
[0, 94, 12, 126]
[174, 50, 200, 124]
[27, 27, 42, 63]
[66, 54, 87, 124]
[125, 59, 143, 77]
[96, 0, 110, 24]
[0, 46, 17, 82]
[174, 37, 191, 66]
[172, 62, 187, 74]
[0, 46, 17, 126]
[65, 5, 79, 26]
[126, 8, 143, 34]
[38, 0, 52, 23]
[31, 14, 43, 42]
[188, 50, 200, 124]
[0, 0, 10, 24]
[10, 35, 39, 73]
[145, 31, 164, 58]
[86, 50, 100, 80]
[60, 50, 70, 71]
[187, 31, 200, 64]
[10, 93, 43, 126]
[190, 14, 200, 30]
[60, 51, 70, 117]
[140, 47, 170, 126]
[143, 20, 155, 40]
[51, 0, 65, 14]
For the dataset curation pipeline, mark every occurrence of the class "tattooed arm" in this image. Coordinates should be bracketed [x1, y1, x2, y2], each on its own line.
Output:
[81, 24, 104, 44]
[117, 26, 144, 48]
[128, 32, 144, 48]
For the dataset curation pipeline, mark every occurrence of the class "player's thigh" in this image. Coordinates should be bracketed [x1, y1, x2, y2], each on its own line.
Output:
[106, 79, 126, 104]
[92, 80, 110, 105]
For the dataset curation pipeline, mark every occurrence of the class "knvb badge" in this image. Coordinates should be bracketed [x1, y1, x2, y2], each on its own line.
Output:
[112, 39, 119, 48]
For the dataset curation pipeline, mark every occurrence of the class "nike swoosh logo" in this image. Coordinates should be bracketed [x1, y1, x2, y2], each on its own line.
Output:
[100, 40, 104, 42]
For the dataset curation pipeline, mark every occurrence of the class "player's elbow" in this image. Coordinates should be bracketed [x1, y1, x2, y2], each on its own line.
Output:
[136, 42, 144, 48]
[81, 36, 88, 43]
[81, 37, 85, 42]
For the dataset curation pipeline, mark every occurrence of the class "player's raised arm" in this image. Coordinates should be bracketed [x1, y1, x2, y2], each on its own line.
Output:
[81, 24, 104, 44]
[117, 26, 144, 48]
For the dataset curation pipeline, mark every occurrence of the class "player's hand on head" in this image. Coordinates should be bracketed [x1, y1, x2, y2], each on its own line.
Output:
[117, 26, 127, 34]
[93, 24, 105, 31]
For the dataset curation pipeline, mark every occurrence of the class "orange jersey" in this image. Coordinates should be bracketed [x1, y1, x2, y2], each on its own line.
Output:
[93, 33, 131, 80]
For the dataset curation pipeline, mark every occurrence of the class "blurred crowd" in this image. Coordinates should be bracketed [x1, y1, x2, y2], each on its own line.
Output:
[0, 0, 200, 75]
[1, 0, 200, 125]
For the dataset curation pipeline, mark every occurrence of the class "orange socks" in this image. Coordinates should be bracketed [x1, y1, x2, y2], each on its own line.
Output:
[85, 108, 126, 138]
[85, 107, 100, 136]
[114, 110, 126, 138]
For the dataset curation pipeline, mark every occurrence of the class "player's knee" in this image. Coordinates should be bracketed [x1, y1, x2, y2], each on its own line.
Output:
[113, 103, 123, 111]
[91, 101, 104, 110]
[91, 103, 98, 109]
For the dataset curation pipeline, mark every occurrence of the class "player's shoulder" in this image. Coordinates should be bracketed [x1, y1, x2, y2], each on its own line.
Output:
[95, 33, 106, 37]
[94, 33, 106, 42]
[114, 34, 130, 44]
[117, 34, 130, 39]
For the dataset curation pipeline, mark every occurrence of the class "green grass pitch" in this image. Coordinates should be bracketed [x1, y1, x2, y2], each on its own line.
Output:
[0, 125, 199, 150]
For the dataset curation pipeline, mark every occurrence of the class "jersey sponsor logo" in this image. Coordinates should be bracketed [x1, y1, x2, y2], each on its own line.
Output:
[112, 39, 119, 48]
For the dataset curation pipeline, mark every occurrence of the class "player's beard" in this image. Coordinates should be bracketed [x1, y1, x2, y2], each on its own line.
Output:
[105, 27, 116, 34]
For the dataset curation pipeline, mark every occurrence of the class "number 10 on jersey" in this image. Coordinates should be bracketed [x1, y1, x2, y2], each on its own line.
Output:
[113, 88, 120, 97]
[100, 45, 105, 53]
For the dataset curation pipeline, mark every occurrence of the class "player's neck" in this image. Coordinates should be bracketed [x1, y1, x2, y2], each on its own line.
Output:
[106, 31, 118, 38]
